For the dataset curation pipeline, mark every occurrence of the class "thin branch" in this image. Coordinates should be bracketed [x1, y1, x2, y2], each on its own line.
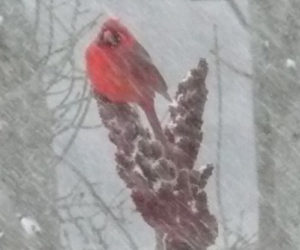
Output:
[51, 85, 91, 166]
[214, 24, 229, 249]
[65, 160, 139, 250]
[225, 0, 249, 30]
[210, 49, 252, 79]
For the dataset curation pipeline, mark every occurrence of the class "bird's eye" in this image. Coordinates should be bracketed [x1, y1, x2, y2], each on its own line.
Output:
[114, 33, 121, 43]
[102, 29, 121, 47]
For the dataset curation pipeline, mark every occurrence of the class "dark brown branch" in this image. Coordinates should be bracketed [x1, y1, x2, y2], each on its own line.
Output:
[95, 59, 218, 250]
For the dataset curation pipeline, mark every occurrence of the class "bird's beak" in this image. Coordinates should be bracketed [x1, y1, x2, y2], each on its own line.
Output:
[102, 30, 116, 45]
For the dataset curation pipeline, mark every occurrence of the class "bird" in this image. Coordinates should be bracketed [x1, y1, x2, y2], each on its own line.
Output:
[85, 18, 171, 146]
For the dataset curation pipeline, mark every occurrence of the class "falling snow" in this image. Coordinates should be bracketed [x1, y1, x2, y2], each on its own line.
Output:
[1, 0, 299, 249]
[19, 216, 42, 236]
[285, 58, 296, 69]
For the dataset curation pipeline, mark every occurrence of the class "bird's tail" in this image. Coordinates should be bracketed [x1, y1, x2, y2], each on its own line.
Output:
[140, 102, 167, 147]
[161, 91, 172, 102]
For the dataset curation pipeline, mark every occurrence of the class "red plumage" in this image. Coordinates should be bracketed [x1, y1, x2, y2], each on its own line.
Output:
[85, 18, 171, 144]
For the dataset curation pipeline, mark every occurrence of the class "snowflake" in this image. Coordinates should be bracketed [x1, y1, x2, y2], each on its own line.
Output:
[285, 58, 296, 69]
[18, 215, 41, 236]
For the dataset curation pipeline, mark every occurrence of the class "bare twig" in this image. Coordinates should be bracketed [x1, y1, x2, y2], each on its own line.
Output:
[210, 49, 252, 79]
[213, 24, 229, 249]
[66, 160, 139, 250]
[225, 0, 249, 30]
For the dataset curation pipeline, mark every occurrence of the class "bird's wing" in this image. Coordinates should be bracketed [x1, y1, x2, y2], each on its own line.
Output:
[129, 42, 171, 101]
[132, 41, 152, 63]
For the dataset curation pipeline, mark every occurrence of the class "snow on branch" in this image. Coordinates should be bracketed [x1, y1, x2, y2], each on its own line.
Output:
[95, 59, 218, 250]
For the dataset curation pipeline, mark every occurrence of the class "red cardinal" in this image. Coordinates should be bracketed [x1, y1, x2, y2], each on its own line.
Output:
[85, 18, 171, 145]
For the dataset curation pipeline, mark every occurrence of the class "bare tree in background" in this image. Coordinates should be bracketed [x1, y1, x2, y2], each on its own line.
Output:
[0, 0, 100, 249]
[195, 0, 300, 249]
[0, 0, 59, 249]
[249, 0, 300, 249]
[27, 1, 142, 249]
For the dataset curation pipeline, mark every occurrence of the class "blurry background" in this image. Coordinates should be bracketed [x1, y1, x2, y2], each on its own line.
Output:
[1, 0, 299, 249]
